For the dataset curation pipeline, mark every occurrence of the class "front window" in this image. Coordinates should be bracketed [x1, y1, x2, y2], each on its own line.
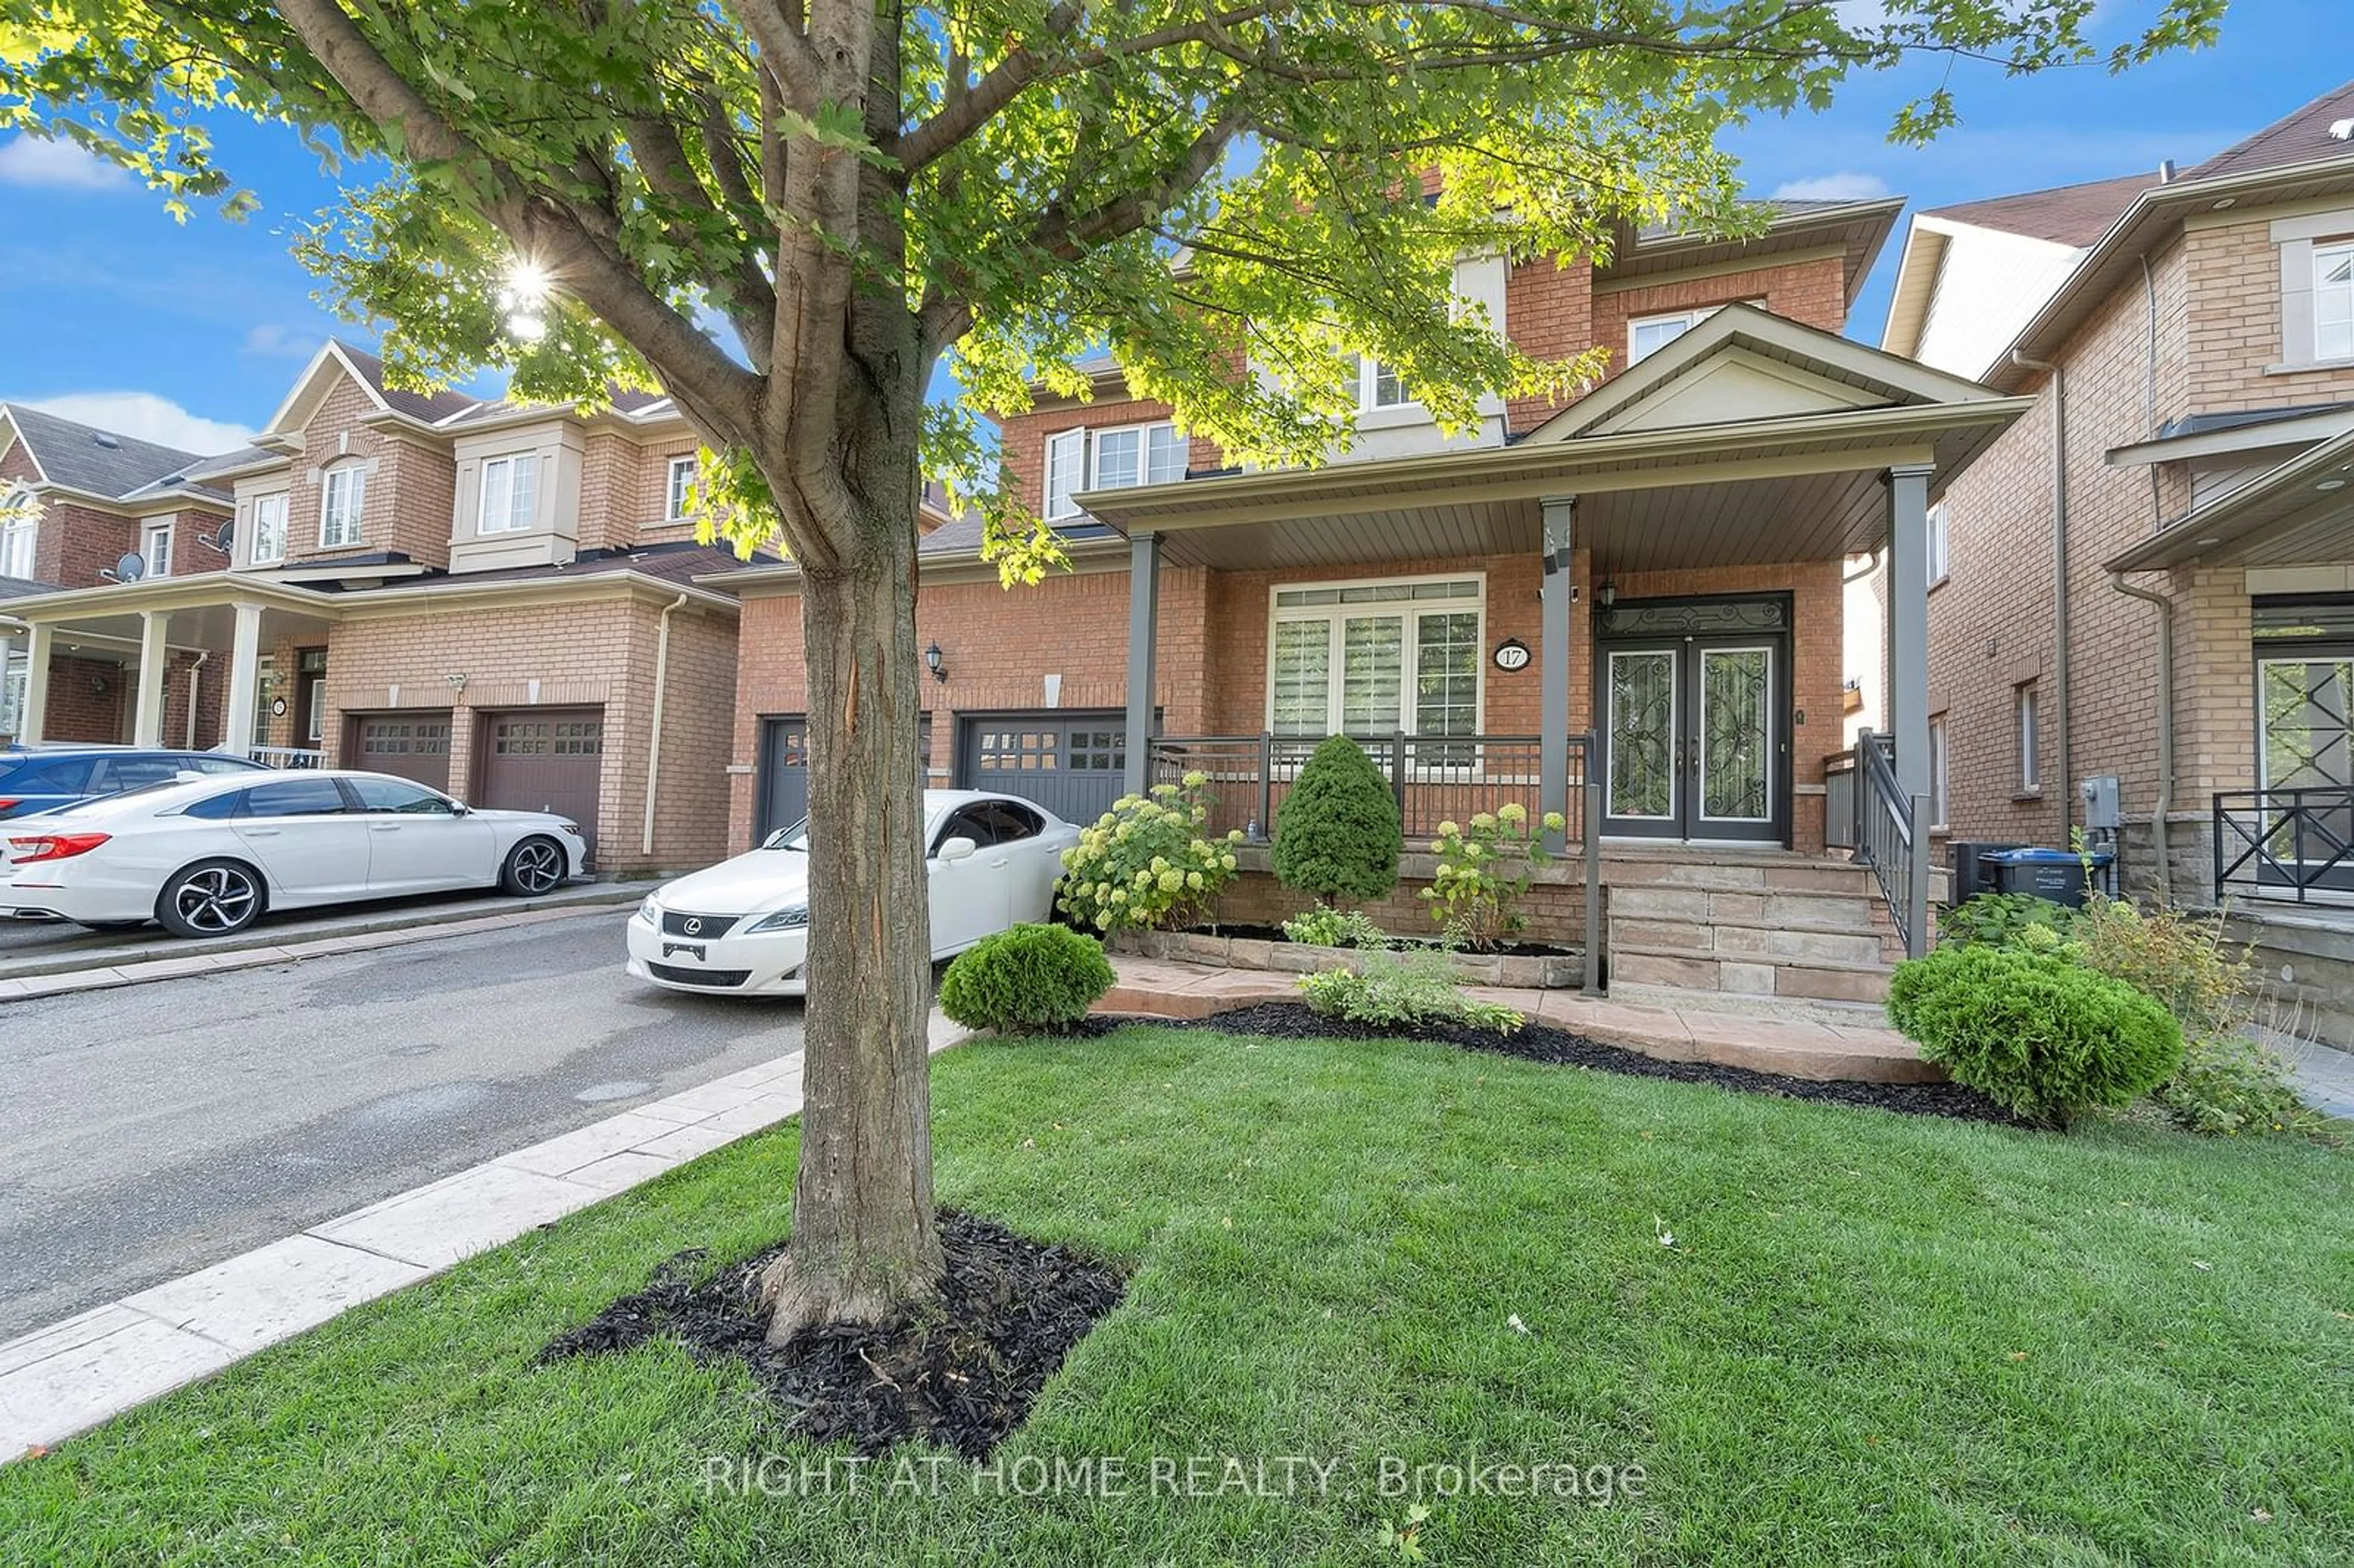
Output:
[1929, 715, 1949, 829]
[143, 520, 172, 579]
[666, 455, 698, 521]
[2317, 240, 2354, 362]
[249, 492, 288, 565]
[0, 492, 35, 578]
[2016, 683, 2040, 794]
[1044, 422, 1184, 519]
[478, 455, 537, 535]
[320, 465, 366, 549]
[1268, 577, 1483, 740]
[1927, 501, 1949, 585]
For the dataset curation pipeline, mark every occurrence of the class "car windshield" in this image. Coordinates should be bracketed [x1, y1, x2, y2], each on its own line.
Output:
[762, 819, 810, 851]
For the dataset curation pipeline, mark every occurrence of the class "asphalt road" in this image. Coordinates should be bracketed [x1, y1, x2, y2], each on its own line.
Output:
[0, 913, 806, 1341]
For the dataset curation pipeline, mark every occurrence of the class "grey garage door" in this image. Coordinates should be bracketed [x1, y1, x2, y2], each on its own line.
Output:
[957, 712, 1126, 826]
[756, 713, 933, 840]
[476, 707, 604, 855]
[349, 710, 453, 791]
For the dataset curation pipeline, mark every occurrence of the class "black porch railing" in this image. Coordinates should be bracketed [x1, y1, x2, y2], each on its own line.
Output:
[1148, 732, 1603, 990]
[1852, 728, 1929, 957]
[1823, 732, 1891, 854]
[2214, 786, 2354, 904]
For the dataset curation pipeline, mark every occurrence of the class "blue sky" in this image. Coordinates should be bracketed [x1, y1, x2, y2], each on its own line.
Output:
[0, 3, 2341, 457]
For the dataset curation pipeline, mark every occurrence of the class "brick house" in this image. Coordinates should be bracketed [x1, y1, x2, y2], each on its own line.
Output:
[0, 343, 755, 873]
[1883, 80, 2354, 1038]
[726, 197, 2028, 1005]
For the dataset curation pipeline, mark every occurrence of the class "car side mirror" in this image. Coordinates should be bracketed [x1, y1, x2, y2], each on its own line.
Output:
[937, 835, 977, 863]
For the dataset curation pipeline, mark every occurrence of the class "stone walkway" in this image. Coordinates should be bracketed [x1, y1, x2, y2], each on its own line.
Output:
[1100, 956, 1936, 1084]
[0, 1011, 970, 1460]
[2283, 1038, 2354, 1121]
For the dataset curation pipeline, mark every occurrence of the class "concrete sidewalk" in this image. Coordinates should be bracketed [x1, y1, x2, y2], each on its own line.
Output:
[0, 1010, 970, 1460]
[1101, 956, 1937, 1084]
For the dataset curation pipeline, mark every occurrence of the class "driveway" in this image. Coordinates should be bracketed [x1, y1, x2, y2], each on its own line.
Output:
[0, 912, 804, 1341]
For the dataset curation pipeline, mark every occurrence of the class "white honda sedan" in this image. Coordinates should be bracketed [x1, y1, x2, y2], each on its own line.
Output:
[627, 789, 1080, 997]
[1, 769, 588, 937]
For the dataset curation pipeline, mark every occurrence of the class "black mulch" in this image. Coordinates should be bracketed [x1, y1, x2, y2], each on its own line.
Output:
[1090, 1001, 2017, 1125]
[540, 1210, 1127, 1459]
[1205, 923, 1577, 959]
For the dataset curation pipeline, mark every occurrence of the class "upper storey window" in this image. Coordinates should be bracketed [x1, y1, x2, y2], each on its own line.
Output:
[1043, 421, 1184, 520]
[249, 493, 288, 565]
[666, 455, 698, 521]
[478, 454, 538, 535]
[2317, 240, 2354, 363]
[1345, 354, 1411, 410]
[0, 491, 34, 578]
[1629, 309, 1707, 363]
[320, 464, 367, 549]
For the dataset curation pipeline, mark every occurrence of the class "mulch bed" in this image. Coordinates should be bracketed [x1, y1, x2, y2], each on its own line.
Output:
[541, 1210, 1127, 1458]
[1092, 1002, 2018, 1125]
[1205, 923, 1577, 959]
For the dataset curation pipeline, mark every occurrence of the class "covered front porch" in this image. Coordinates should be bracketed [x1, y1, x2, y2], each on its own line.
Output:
[0, 575, 342, 764]
[1085, 306, 2028, 989]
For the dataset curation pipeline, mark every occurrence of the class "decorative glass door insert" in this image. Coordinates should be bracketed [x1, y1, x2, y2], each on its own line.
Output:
[1607, 650, 1677, 820]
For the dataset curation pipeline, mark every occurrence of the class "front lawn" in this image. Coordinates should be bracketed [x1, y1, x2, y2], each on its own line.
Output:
[4, 1026, 2349, 1565]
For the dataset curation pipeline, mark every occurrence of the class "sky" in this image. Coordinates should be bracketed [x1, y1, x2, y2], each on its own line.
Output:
[0, 3, 2344, 460]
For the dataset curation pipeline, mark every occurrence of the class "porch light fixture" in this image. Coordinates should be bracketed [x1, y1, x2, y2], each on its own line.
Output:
[1595, 579, 1617, 610]
[924, 641, 948, 683]
[445, 672, 469, 695]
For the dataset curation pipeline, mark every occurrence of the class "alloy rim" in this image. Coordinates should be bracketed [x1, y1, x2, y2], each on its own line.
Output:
[514, 842, 562, 894]
[175, 867, 256, 934]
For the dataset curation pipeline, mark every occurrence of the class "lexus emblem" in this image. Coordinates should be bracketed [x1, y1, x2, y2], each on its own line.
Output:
[684, 917, 704, 935]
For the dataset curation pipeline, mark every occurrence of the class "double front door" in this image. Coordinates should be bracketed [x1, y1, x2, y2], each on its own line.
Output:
[1601, 636, 1786, 842]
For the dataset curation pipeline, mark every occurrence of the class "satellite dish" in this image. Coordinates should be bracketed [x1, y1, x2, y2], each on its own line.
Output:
[205, 519, 235, 556]
[115, 551, 147, 583]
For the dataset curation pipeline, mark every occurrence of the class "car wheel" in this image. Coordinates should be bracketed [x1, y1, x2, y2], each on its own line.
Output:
[500, 835, 568, 897]
[155, 860, 265, 939]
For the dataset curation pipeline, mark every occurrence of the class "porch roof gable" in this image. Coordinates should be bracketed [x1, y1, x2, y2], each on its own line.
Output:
[2107, 426, 2354, 572]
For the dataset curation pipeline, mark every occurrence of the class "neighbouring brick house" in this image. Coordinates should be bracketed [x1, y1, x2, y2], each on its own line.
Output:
[726, 197, 2028, 1007]
[1883, 80, 2354, 1042]
[0, 343, 759, 873]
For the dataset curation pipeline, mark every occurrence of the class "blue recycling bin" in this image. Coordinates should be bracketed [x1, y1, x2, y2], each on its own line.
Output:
[1983, 847, 2114, 909]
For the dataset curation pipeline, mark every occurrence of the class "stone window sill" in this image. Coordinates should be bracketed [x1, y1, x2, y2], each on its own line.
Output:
[2011, 790, 2044, 803]
[2264, 356, 2354, 376]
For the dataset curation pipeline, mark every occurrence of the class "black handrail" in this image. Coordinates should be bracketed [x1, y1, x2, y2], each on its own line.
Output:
[1854, 728, 1928, 956]
[2213, 786, 2354, 903]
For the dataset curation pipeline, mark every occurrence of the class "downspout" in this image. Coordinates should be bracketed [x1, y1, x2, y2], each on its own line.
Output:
[184, 649, 210, 748]
[2108, 572, 2174, 900]
[641, 592, 691, 859]
[2011, 348, 2071, 848]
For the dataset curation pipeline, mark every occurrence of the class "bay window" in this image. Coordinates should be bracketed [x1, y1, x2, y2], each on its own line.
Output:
[478, 454, 538, 535]
[1043, 421, 1185, 520]
[1268, 577, 1483, 744]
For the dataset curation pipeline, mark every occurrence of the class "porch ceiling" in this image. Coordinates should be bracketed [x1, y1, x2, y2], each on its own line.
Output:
[2108, 428, 2354, 571]
[4, 575, 340, 652]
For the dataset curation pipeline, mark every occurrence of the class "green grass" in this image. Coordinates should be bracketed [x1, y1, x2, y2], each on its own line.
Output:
[4, 1027, 2350, 1566]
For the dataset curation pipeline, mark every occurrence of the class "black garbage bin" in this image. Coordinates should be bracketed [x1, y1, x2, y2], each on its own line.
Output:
[1982, 847, 2114, 910]
[1949, 841, 2028, 902]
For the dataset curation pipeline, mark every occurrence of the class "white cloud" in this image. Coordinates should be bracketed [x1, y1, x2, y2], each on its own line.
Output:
[0, 135, 130, 192]
[1770, 172, 1893, 202]
[241, 323, 320, 360]
[10, 394, 255, 455]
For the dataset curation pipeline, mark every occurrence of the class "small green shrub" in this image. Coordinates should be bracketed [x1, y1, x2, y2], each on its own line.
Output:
[1058, 774, 1243, 936]
[938, 923, 1116, 1033]
[2152, 1030, 2325, 1138]
[2068, 895, 2253, 1039]
[1282, 904, 1392, 950]
[1939, 892, 2076, 950]
[1419, 804, 1566, 950]
[1273, 736, 1403, 904]
[1298, 951, 1525, 1035]
[1886, 944, 2183, 1128]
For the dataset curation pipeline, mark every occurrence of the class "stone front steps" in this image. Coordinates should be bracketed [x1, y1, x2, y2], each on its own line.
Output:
[1603, 852, 1905, 1010]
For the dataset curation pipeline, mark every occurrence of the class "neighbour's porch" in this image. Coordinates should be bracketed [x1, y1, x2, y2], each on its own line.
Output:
[1083, 306, 2030, 996]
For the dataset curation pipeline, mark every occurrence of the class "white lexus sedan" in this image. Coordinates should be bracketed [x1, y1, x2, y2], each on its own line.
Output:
[627, 789, 1080, 997]
[1, 769, 588, 937]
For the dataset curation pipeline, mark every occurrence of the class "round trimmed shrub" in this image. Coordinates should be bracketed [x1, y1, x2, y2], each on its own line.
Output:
[1272, 735, 1403, 904]
[1885, 943, 2184, 1128]
[938, 923, 1116, 1035]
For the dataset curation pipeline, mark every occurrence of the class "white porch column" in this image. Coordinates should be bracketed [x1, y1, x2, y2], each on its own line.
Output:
[1539, 495, 1576, 854]
[1884, 465, 1934, 803]
[133, 609, 169, 748]
[1122, 531, 1160, 797]
[18, 622, 50, 745]
[0, 625, 17, 740]
[221, 601, 263, 756]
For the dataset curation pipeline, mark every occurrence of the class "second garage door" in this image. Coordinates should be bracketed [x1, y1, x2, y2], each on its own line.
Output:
[476, 707, 604, 854]
[957, 712, 1126, 826]
[349, 710, 454, 791]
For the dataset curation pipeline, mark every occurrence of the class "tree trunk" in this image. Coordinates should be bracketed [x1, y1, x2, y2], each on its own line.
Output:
[759, 375, 945, 1343]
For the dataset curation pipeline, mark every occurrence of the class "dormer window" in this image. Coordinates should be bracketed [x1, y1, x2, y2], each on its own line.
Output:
[666, 455, 698, 522]
[249, 493, 288, 566]
[1043, 421, 1184, 520]
[478, 454, 538, 535]
[143, 520, 173, 579]
[320, 464, 366, 549]
[2317, 240, 2354, 362]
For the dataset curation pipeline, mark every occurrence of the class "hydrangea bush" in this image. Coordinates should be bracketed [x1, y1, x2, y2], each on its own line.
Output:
[1419, 804, 1566, 950]
[1057, 774, 1244, 937]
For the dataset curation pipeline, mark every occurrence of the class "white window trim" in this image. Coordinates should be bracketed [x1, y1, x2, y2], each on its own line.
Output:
[1927, 500, 1950, 586]
[2315, 237, 2354, 365]
[0, 499, 36, 580]
[476, 454, 537, 536]
[1044, 421, 1182, 520]
[1346, 353, 1415, 412]
[665, 454, 698, 522]
[143, 519, 173, 579]
[2016, 683, 2040, 794]
[1262, 571, 1488, 747]
[1629, 308, 1708, 363]
[1928, 715, 1949, 831]
[319, 464, 366, 549]
[248, 492, 289, 566]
